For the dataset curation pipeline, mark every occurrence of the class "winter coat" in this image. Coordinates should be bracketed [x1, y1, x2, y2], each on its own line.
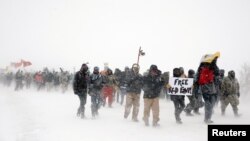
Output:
[89, 73, 104, 93]
[15, 71, 23, 81]
[73, 71, 89, 95]
[119, 70, 131, 87]
[103, 75, 116, 87]
[142, 73, 164, 99]
[126, 71, 143, 94]
[221, 76, 240, 96]
[45, 72, 54, 83]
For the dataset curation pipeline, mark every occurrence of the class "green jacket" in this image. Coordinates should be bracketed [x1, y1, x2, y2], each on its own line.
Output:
[221, 76, 240, 96]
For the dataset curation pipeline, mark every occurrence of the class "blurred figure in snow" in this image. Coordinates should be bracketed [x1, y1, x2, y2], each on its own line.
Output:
[73, 64, 89, 119]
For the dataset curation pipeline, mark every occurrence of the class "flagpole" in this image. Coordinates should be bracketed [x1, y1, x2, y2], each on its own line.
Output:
[137, 46, 141, 65]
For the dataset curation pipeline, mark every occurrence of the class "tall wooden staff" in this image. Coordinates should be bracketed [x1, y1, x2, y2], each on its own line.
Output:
[137, 46, 145, 65]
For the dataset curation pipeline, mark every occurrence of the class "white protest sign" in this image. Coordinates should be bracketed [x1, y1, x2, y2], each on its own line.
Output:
[167, 77, 193, 95]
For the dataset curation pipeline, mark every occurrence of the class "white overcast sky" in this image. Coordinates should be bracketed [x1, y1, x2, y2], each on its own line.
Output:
[0, 0, 250, 74]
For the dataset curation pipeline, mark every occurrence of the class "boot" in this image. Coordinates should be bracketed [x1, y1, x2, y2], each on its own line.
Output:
[80, 107, 85, 119]
[234, 110, 241, 117]
[153, 122, 160, 127]
[194, 109, 201, 115]
[175, 113, 182, 124]
[77, 108, 81, 117]
[81, 113, 85, 119]
[204, 119, 213, 124]
[176, 119, 182, 124]
[124, 111, 129, 119]
[186, 112, 194, 116]
[132, 117, 139, 122]
[184, 108, 192, 116]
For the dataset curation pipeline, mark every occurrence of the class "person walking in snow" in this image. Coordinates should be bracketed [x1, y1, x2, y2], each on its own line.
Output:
[73, 64, 89, 119]
[142, 65, 164, 127]
[124, 64, 143, 122]
[170, 68, 185, 124]
[221, 70, 240, 117]
[89, 66, 105, 118]
[196, 52, 220, 124]
[102, 68, 116, 107]
[184, 69, 197, 116]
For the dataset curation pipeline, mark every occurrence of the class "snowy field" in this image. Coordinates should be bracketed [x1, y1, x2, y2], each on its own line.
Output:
[0, 86, 249, 141]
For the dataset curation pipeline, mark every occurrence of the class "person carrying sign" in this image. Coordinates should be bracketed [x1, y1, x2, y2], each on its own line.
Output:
[184, 69, 196, 116]
[196, 52, 220, 124]
[170, 68, 186, 124]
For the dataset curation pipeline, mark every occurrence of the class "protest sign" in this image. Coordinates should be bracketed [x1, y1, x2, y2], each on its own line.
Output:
[168, 77, 193, 95]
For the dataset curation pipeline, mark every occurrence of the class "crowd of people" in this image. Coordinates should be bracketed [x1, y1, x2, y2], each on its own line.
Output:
[0, 68, 73, 93]
[0, 52, 241, 127]
[72, 51, 241, 126]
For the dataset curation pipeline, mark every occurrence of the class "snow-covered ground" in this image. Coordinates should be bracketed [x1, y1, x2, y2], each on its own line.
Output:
[0, 86, 249, 141]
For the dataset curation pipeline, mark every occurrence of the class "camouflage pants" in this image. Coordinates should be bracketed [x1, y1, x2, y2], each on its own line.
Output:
[143, 98, 160, 125]
[124, 93, 140, 120]
[221, 95, 239, 114]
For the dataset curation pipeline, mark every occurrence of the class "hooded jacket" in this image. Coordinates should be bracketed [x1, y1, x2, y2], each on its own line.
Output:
[73, 71, 89, 95]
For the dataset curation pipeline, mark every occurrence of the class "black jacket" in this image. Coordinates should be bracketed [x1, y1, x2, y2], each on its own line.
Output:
[73, 71, 89, 95]
[126, 72, 143, 94]
[142, 73, 164, 99]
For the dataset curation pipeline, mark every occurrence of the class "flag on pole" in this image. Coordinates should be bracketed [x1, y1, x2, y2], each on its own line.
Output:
[21, 59, 32, 67]
[10, 59, 32, 68]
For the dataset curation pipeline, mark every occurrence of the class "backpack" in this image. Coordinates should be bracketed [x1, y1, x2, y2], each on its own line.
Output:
[198, 67, 214, 85]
